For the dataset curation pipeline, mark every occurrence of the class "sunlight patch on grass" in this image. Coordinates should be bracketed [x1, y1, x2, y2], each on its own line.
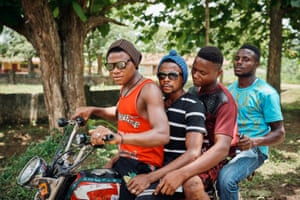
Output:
[258, 157, 299, 176]
[0, 84, 43, 94]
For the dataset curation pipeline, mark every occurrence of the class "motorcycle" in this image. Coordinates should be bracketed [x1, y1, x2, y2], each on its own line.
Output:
[17, 117, 121, 200]
[17, 117, 218, 200]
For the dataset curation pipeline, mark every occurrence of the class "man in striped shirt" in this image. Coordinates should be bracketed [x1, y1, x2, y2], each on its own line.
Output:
[153, 46, 238, 200]
[127, 50, 207, 200]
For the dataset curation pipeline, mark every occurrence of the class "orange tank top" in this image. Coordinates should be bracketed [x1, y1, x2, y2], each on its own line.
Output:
[117, 78, 164, 167]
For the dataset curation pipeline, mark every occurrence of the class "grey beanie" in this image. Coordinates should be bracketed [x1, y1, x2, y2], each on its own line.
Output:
[106, 39, 142, 67]
[158, 49, 188, 85]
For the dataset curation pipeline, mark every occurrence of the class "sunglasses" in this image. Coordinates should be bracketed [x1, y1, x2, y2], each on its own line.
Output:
[105, 60, 131, 71]
[157, 71, 182, 81]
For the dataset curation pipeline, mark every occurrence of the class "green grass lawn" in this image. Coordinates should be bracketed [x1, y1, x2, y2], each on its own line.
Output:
[239, 101, 300, 199]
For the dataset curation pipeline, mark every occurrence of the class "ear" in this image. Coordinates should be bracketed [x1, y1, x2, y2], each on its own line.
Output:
[254, 60, 260, 68]
[216, 68, 223, 78]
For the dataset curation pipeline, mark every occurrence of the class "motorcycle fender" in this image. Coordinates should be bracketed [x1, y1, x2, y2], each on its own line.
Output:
[66, 171, 122, 200]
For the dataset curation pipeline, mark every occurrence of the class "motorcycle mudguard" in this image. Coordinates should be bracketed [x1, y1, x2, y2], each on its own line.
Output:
[66, 169, 122, 200]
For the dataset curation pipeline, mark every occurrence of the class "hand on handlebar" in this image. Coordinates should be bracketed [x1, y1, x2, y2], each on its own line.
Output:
[89, 125, 122, 146]
[71, 107, 94, 121]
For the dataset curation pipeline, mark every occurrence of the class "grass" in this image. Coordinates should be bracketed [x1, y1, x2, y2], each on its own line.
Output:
[0, 83, 122, 94]
[0, 84, 43, 94]
[239, 101, 300, 199]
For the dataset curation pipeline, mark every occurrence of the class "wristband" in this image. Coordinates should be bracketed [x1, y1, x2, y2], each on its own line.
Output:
[118, 133, 123, 144]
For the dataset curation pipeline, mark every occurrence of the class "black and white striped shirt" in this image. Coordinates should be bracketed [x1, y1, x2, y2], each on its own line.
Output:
[164, 93, 207, 165]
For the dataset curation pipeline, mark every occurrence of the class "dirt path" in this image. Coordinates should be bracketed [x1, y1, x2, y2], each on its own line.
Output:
[0, 124, 49, 163]
[281, 83, 300, 104]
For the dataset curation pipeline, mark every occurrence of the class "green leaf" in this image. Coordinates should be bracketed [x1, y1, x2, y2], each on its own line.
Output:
[72, 1, 87, 22]
[53, 7, 59, 18]
[98, 23, 110, 37]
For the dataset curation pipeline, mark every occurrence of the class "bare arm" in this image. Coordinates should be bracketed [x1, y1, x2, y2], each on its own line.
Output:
[89, 83, 169, 147]
[176, 134, 231, 180]
[127, 132, 203, 194]
[150, 132, 203, 182]
[154, 134, 232, 195]
[238, 121, 285, 150]
[72, 106, 117, 121]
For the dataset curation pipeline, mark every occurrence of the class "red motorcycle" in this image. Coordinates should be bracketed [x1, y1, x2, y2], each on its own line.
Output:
[17, 117, 121, 200]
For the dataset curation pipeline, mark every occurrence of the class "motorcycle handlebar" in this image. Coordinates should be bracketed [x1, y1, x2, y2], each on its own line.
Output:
[58, 117, 85, 127]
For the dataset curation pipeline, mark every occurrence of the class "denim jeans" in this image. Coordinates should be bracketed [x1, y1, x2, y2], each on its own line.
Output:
[216, 147, 267, 200]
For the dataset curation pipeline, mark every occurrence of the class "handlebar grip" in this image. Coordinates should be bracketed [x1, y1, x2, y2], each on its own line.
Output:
[102, 134, 114, 142]
[76, 117, 85, 126]
[93, 134, 114, 148]
[58, 118, 68, 127]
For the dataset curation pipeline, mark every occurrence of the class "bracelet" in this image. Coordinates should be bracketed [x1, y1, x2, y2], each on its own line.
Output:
[118, 133, 123, 144]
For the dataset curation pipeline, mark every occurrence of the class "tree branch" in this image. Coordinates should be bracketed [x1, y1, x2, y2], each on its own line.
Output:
[85, 16, 126, 34]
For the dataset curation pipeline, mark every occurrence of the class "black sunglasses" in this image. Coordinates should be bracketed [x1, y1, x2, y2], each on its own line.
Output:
[105, 60, 131, 71]
[157, 71, 182, 81]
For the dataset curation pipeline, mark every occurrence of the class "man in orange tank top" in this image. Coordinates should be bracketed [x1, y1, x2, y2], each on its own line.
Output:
[72, 39, 170, 199]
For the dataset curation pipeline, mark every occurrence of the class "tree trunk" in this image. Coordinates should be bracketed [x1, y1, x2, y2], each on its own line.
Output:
[267, 0, 283, 94]
[86, 38, 92, 76]
[60, 6, 86, 120]
[205, 0, 210, 46]
[22, 0, 86, 129]
[97, 53, 103, 76]
[28, 57, 35, 78]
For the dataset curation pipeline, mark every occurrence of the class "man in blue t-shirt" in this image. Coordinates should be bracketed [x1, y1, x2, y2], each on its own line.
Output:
[216, 44, 286, 200]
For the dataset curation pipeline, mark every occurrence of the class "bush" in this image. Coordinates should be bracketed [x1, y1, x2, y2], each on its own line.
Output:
[0, 132, 62, 199]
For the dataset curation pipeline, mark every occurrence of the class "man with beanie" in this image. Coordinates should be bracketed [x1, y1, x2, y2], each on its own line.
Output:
[216, 44, 285, 200]
[127, 49, 207, 200]
[153, 46, 238, 199]
[72, 39, 170, 200]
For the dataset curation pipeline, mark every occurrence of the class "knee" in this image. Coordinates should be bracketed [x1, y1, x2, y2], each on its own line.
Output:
[183, 177, 210, 200]
[183, 177, 205, 194]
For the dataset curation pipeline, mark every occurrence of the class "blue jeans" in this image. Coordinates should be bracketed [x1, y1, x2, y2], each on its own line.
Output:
[216, 147, 267, 200]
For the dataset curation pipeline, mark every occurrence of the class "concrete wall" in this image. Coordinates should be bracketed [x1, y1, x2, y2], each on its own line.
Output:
[0, 89, 120, 125]
[0, 73, 41, 84]
[0, 73, 114, 85]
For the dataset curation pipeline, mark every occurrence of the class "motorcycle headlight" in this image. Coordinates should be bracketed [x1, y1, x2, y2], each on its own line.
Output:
[17, 156, 47, 187]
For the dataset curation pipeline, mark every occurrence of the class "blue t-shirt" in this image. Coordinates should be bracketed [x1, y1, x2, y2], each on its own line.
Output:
[228, 78, 283, 156]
